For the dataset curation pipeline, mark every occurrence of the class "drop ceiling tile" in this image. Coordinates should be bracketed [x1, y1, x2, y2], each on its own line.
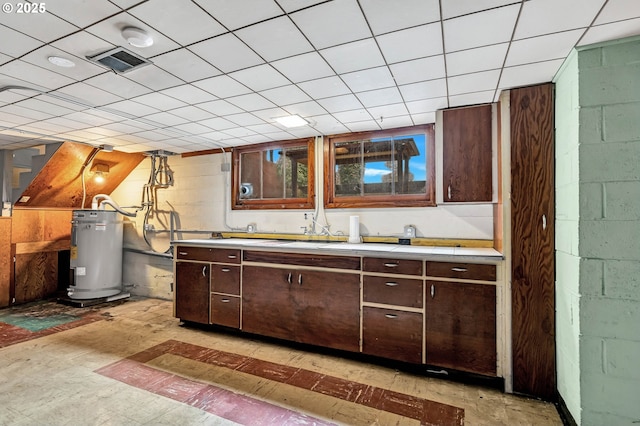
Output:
[140, 111, 189, 126]
[226, 93, 276, 111]
[197, 117, 236, 131]
[236, 16, 314, 62]
[189, 34, 264, 73]
[1, 9, 78, 43]
[152, 49, 222, 83]
[85, 12, 180, 57]
[595, 0, 640, 24]
[381, 25, 443, 65]
[399, 79, 448, 102]
[0, 53, 9, 66]
[446, 43, 508, 76]
[309, 114, 349, 134]
[262, 131, 297, 141]
[515, 0, 604, 39]
[0, 88, 28, 106]
[226, 113, 266, 127]
[21, 47, 105, 81]
[83, 108, 129, 123]
[229, 64, 290, 92]
[448, 69, 501, 96]
[443, 4, 520, 52]
[169, 106, 212, 122]
[102, 121, 150, 134]
[285, 127, 318, 138]
[505, 30, 583, 67]
[171, 122, 214, 135]
[367, 103, 410, 119]
[361, 0, 440, 35]
[131, 92, 187, 110]
[441, 0, 521, 19]
[260, 85, 311, 105]
[51, 31, 116, 60]
[0, 61, 76, 91]
[320, 38, 385, 74]
[271, 52, 335, 83]
[82, 127, 122, 138]
[345, 120, 381, 132]
[356, 87, 403, 108]
[379, 115, 415, 129]
[283, 101, 327, 117]
[332, 109, 373, 123]
[1, 104, 52, 121]
[499, 59, 565, 90]
[62, 111, 119, 127]
[449, 90, 495, 107]
[317, 94, 363, 113]
[223, 127, 258, 138]
[13, 98, 76, 116]
[121, 65, 184, 91]
[56, 82, 124, 107]
[0, 25, 43, 58]
[405, 97, 448, 114]
[105, 99, 159, 117]
[160, 85, 216, 105]
[193, 75, 252, 98]
[83, 73, 151, 99]
[43, 116, 92, 129]
[242, 133, 283, 143]
[246, 123, 283, 134]
[390, 56, 446, 85]
[34, 93, 87, 111]
[129, 0, 226, 45]
[130, 130, 174, 141]
[251, 107, 289, 121]
[341, 66, 395, 93]
[580, 18, 640, 46]
[197, 100, 244, 116]
[194, 0, 283, 30]
[115, 143, 156, 153]
[276, 0, 326, 13]
[290, 0, 371, 49]
[298, 76, 351, 99]
[46, 0, 120, 27]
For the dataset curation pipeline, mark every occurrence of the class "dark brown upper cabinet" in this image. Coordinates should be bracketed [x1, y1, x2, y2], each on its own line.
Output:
[442, 104, 493, 202]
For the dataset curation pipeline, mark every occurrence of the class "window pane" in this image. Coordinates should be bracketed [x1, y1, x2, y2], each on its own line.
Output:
[262, 148, 283, 198]
[396, 134, 426, 195]
[363, 137, 393, 195]
[240, 151, 261, 199]
[334, 141, 362, 197]
[285, 146, 309, 198]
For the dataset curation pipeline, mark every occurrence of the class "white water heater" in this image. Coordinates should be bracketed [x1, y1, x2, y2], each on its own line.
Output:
[69, 210, 123, 299]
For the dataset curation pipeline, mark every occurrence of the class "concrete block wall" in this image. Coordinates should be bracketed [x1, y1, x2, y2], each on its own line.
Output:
[556, 36, 640, 425]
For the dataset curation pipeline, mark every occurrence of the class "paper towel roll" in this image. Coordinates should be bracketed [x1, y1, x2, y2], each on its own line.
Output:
[348, 215, 360, 243]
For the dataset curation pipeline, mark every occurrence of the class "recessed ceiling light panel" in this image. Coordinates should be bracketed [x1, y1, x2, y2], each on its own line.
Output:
[276, 115, 309, 128]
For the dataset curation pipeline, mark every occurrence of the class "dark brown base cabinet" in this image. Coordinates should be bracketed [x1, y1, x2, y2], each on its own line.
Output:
[174, 245, 501, 381]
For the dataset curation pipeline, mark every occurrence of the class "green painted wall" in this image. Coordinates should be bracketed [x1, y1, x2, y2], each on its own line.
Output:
[555, 36, 640, 425]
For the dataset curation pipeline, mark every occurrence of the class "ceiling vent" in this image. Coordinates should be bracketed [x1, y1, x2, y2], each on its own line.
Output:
[87, 47, 151, 74]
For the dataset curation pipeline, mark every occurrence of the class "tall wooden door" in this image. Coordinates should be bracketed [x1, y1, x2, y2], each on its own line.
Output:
[510, 83, 555, 400]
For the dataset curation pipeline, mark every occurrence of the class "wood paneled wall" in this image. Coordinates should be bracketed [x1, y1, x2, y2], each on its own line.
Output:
[0, 217, 11, 307]
[510, 83, 556, 400]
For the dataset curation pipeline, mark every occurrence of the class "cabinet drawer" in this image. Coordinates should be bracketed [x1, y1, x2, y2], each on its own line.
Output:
[211, 264, 240, 295]
[362, 307, 423, 364]
[210, 294, 240, 329]
[176, 246, 240, 264]
[363, 276, 423, 308]
[244, 250, 360, 270]
[363, 257, 423, 276]
[426, 261, 496, 281]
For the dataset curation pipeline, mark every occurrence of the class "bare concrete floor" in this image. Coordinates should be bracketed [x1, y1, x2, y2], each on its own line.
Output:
[0, 297, 562, 425]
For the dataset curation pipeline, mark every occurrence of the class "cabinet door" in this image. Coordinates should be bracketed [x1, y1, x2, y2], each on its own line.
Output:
[293, 269, 360, 352]
[175, 261, 210, 324]
[363, 307, 423, 364]
[242, 265, 296, 341]
[211, 264, 240, 295]
[442, 104, 492, 202]
[426, 281, 496, 376]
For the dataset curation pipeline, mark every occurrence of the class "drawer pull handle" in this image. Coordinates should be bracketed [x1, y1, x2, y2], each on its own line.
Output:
[384, 314, 398, 319]
[383, 263, 398, 268]
[298, 274, 303, 286]
[451, 267, 467, 272]
[220, 298, 230, 303]
[430, 284, 435, 298]
[202, 266, 207, 277]
[179, 252, 188, 256]
[427, 369, 448, 376]
[385, 282, 399, 287]
[221, 268, 231, 272]
[287, 273, 292, 284]
[227, 255, 237, 259]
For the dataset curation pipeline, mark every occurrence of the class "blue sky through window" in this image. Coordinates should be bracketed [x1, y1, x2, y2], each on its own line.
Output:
[363, 134, 426, 183]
